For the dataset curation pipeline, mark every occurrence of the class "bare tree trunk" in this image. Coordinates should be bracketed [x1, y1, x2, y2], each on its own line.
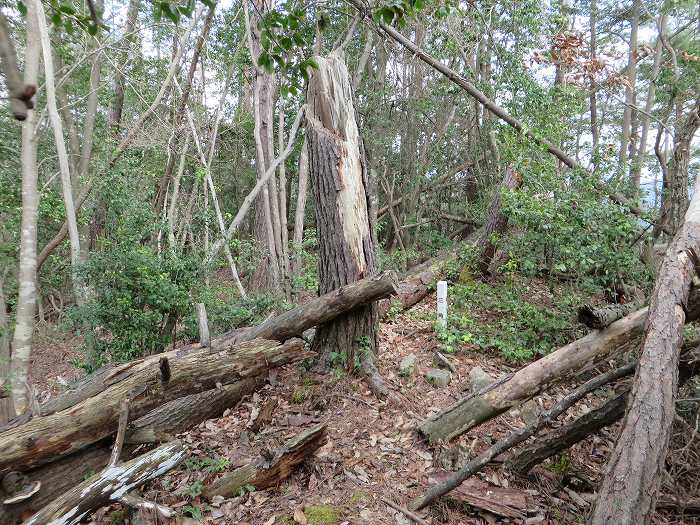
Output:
[589, 174, 700, 525]
[9, 3, 40, 416]
[244, 0, 281, 291]
[0, 271, 12, 423]
[278, 105, 291, 293]
[33, 0, 83, 304]
[589, 0, 599, 164]
[306, 50, 385, 395]
[619, 0, 639, 178]
[109, 0, 140, 135]
[477, 167, 522, 275]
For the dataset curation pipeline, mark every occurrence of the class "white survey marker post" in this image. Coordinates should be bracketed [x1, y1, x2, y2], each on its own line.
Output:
[437, 280, 448, 328]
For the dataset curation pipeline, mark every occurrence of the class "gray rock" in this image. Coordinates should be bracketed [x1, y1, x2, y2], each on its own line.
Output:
[399, 353, 417, 377]
[433, 351, 456, 373]
[426, 368, 452, 387]
[469, 366, 494, 392]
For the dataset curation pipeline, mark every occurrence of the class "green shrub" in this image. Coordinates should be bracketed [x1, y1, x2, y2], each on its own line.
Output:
[70, 247, 198, 369]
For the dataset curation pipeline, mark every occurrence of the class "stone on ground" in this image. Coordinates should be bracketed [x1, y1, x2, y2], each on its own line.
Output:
[399, 353, 417, 377]
[426, 368, 452, 387]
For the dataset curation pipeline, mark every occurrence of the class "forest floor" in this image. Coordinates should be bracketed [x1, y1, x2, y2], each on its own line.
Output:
[29, 281, 699, 525]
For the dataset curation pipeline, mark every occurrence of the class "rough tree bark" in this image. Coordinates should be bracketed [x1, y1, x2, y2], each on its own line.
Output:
[109, 0, 140, 135]
[589, 176, 700, 525]
[477, 167, 522, 275]
[658, 97, 700, 237]
[305, 50, 385, 394]
[9, 2, 40, 416]
[577, 302, 641, 329]
[418, 289, 700, 444]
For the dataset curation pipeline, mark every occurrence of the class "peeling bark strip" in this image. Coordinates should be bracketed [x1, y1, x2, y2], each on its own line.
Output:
[305, 50, 382, 384]
[203, 423, 326, 499]
[22, 441, 186, 525]
[590, 178, 700, 525]
[508, 345, 700, 476]
[0, 338, 308, 473]
[418, 290, 700, 444]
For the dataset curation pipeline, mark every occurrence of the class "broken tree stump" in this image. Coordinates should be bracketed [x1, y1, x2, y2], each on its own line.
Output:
[203, 423, 327, 499]
[418, 289, 700, 443]
[22, 440, 186, 525]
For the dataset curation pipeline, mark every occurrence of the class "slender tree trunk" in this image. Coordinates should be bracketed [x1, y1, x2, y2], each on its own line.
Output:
[619, 0, 639, 178]
[631, 19, 663, 184]
[244, 0, 281, 291]
[0, 271, 12, 423]
[589, 0, 599, 164]
[10, 1, 40, 416]
[306, 50, 382, 391]
[0, 11, 35, 120]
[589, 171, 700, 525]
[33, 0, 83, 304]
[109, 0, 140, 135]
[278, 105, 291, 293]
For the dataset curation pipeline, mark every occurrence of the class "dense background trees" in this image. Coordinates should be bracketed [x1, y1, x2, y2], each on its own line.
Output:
[0, 0, 698, 522]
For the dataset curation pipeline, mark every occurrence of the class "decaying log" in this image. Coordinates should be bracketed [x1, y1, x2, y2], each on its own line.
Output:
[22, 440, 186, 525]
[126, 377, 261, 444]
[0, 338, 308, 473]
[591, 182, 700, 525]
[418, 289, 700, 444]
[0, 443, 112, 524]
[203, 423, 326, 499]
[4, 271, 397, 428]
[508, 346, 700, 476]
[477, 167, 522, 275]
[577, 302, 641, 329]
[410, 363, 634, 510]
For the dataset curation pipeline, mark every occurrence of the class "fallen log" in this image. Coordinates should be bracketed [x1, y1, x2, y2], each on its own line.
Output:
[203, 423, 326, 499]
[2, 271, 397, 428]
[410, 363, 634, 510]
[378, 250, 458, 317]
[418, 289, 700, 444]
[508, 345, 700, 476]
[126, 377, 261, 444]
[590, 182, 700, 525]
[22, 440, 186, 525]
[0, 338, 308, 473]
[223, 271, 398, 345]
[577, 302, 641, 329]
